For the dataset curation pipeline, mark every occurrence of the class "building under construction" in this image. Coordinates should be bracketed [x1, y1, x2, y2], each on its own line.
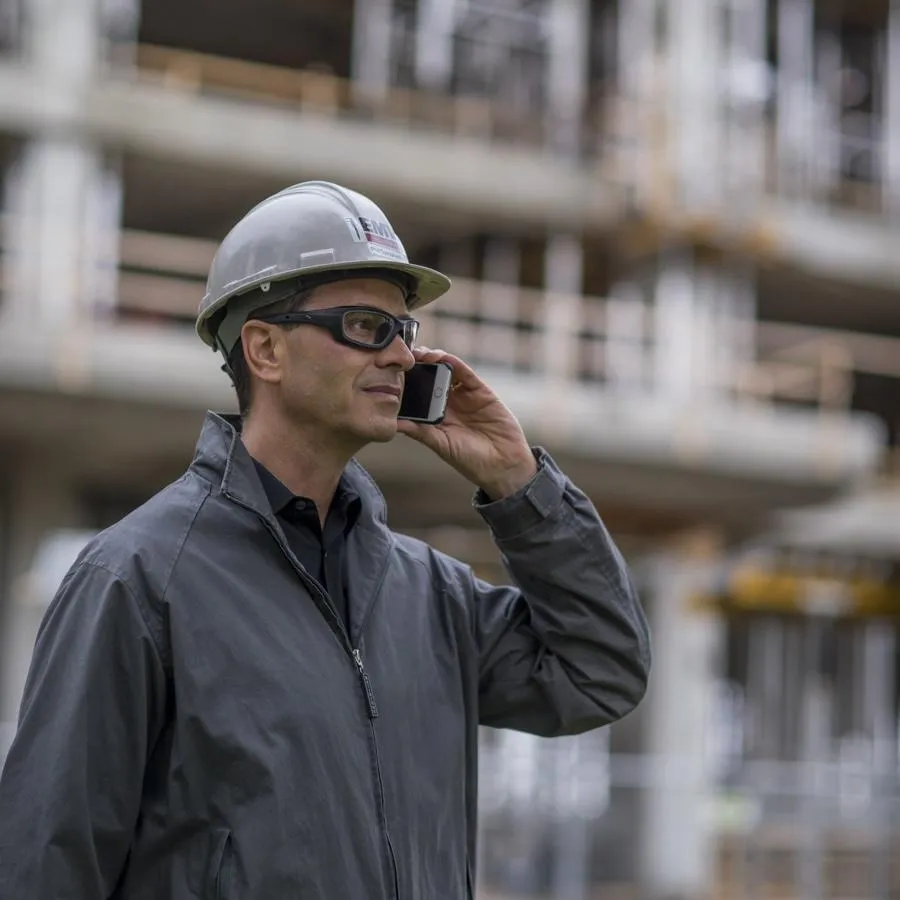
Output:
[1, 0, 899, 897]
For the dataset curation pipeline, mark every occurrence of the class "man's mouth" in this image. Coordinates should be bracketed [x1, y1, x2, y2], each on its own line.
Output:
[363, 385, 403, 399]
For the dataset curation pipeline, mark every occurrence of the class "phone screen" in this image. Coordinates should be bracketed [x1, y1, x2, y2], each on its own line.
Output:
[399, 363, 440, 420]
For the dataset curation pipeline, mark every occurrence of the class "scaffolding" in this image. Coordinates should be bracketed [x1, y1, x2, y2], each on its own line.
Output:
[0, 1, 899, 898]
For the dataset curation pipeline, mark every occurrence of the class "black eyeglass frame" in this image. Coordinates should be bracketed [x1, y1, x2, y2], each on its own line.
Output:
[253, 306, 420, 351]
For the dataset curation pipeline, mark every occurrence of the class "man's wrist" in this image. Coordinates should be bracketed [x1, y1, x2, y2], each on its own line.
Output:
[478, 454, 539, 502]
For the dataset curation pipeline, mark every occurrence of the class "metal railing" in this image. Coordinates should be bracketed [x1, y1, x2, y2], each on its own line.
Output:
[110, 226, 900, 416]
[127, 44, 899, 222]
[476, 744, 900, 900]
[132, 44, 508, 143]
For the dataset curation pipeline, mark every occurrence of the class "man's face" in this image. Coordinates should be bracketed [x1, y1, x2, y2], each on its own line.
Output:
[267, 277, 416, 448]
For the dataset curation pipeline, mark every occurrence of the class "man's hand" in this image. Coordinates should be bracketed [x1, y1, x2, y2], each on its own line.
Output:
[396, 348, 537, 499]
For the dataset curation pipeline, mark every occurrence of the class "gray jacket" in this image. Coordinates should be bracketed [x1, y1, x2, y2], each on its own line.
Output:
[0, 412, 650, 900]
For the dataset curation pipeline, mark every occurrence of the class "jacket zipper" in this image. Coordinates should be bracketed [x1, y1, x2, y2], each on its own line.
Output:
[353, 649, 379, 718]
[229, 496, 400, 899]
[353, 649, 401, 900]
[300, 586, 400, 900]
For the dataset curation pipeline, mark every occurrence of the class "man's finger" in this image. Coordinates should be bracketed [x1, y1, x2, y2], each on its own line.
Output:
[396, 419, 444, 453]
[412, 348, 480, 388]
[396, 419, 426, 441]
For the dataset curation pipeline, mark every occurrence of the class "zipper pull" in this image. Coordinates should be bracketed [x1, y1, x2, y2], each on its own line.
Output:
[353, 649, 379, 719]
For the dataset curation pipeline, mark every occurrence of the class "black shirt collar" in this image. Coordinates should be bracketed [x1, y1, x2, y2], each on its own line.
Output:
[251, 459, 361, 533]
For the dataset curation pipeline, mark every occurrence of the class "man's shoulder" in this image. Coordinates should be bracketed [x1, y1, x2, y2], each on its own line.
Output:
[390, 530, 473, 588]
[78, 471, 211, 594]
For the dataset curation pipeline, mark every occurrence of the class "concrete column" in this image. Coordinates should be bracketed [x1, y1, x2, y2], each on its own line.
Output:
[713, 261, 759, 397]
[616, 0, 660, 210]
[1, 0, 126, 328]
[652, 252, 757, 403]
[668, 0, 722, 212]
[351, 0, 394, 104]
[812, 30, 842, 201]
[745, 615, 786, 760]
[796, 619, 830, 900]
[0, 0, 126, 740]
[24, 0, 140, 74]
[700, 261, 760, 399]
[535, 233, 582, 443]
[729, 259, 758, 367]
[638, 551, 724, 900]
[724, 0, 769, 209]
[0, 453, 87, 729]
[487, 729, 544, 893]
[775, 0, 816, 200]
[100, 0, 142, 62]
[545, 0, 589, 156]
[546, 731, 609, 900]
[2, 142, 123, 327]
[605, 280, 648, 394]
[617, 0, 658, 98]
[25, 0, 101, 75]
[482, 237, 521, 365]
[860, 621, 896, 900]
[414, 0, 457, 90]
[541, 234, 582, 379]
[692, 265, 719, 398]
[884, 0, 900, 220]
[653, 251, 698, 402]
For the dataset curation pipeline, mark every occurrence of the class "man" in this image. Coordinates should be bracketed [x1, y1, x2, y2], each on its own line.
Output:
[0, 181, 650, 899]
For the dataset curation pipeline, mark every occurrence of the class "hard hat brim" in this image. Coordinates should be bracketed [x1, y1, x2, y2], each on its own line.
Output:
[196, 259, 452, 349]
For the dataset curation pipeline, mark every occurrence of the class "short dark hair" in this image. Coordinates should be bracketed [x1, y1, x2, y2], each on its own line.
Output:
[227, 288, 312, 418]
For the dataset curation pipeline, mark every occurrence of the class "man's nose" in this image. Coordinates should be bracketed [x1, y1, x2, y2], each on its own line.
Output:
[379, 334, 416, 371]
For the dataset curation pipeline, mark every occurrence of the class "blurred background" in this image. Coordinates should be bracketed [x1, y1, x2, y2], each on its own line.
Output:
[0, 0, 899, 897]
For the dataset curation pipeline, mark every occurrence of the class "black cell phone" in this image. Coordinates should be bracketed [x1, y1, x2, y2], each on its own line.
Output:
[398, 362, 453, 424]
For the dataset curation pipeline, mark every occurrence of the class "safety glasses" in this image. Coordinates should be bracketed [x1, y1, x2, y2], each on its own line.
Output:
[254, 306, 420, 351]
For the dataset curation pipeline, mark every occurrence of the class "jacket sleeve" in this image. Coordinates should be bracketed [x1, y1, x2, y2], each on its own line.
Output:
[0, 560, 169, 899]
[469, 449, 651, 736]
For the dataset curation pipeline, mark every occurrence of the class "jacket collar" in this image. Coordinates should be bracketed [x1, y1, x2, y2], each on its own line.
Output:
[191, 412, 395, 644]
[190, 411, 389, 527]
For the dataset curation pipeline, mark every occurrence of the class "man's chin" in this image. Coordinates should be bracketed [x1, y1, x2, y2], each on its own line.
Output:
[359, 417, 400, 445]
[372, 425, 400, 444]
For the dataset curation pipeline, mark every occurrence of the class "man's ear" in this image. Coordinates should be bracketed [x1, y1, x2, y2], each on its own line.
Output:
[241, 321, 283, 385]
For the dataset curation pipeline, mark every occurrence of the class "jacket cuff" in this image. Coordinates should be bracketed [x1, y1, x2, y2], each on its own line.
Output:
[473, 448, 565, 540]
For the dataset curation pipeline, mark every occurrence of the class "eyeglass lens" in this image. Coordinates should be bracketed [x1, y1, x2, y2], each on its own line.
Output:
[341, 310, 418, 348]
